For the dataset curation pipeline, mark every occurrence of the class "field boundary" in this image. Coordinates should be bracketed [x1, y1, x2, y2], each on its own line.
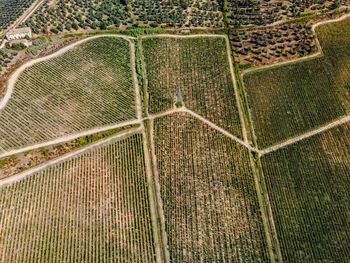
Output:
[225, 35, 249, 143]
[0, 119, 141, 159]
[184, 108, 256, 151]
[260, 115, 350, 155]
[144, 119, 171, 263]
[241, 12, 350, 76]
[0, 126, 142, 187]
[140, 33, 226, 40]
[142, 127, 164, 263]
[0, 34, 136, 110]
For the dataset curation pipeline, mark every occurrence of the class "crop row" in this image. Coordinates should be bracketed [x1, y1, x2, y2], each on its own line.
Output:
[25, 0, 129, 34]
[154, 113, 269, 262]
[261, 122, 350, 262]
[227, 0, 350, 27]
[231, 22, 316, 67]
[24, 0, 224, 34]
[142, 36, 243, 138]
[243, 16, 350, 148]
[0, 37, 136, 155]
[0, 0, 34, 30]
[131, 0, 223, 28]
[0, 133, 156, 262]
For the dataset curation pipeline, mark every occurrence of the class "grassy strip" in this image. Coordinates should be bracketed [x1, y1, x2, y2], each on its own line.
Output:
[0, 124, 139, 180]
[233, 59, 256, 146]
[226, 26, 282, 262]
[250, 153, 284, 263]
[143, 119, 169, 262]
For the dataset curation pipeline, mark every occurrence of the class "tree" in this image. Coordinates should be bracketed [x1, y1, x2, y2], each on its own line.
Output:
[99, 21, 107, 30]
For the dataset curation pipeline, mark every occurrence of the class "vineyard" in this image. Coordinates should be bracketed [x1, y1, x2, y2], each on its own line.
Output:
[0, 0, 34, 30]
[153, 113, 269, 262]
[243, 16, 350, 148]
[0, 133, 157, 262]
[0, 36, 137, 155]
[142, 36, 243, 138]
[0, 125, 137, 180]
[260, 122, 350, 262]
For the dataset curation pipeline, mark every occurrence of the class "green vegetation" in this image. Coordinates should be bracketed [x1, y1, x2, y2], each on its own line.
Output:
[0, 36, 136, 155]
[0, 133, 156, 262]
[243, 17, 350, 148]
[27, 37, 50, 56]
[0, 48, 17, 72]
[261, 122, 350, 262]
[142, 36, 242, 137]
[25, 0, 130, 34]
[0, 124, 138, 181]
[154, 113, 268, 262]
[0, 0, 34, 30]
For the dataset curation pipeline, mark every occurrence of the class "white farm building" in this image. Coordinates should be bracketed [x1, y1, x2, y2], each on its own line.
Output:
[6, 27, 32, 41]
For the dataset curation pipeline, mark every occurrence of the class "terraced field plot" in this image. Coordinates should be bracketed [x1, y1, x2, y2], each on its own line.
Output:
[153, 113, 268, 262]
[243, 17, 350, 148]
[142, 36, 242, 138]
[0, 36, 136, 155]
[0, 133, 156, 262]
[261, 122, 350, 263]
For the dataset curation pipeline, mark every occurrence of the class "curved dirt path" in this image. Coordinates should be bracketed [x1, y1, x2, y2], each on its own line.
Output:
[0, 34, 136, 110]
[0, 34, 141, 160]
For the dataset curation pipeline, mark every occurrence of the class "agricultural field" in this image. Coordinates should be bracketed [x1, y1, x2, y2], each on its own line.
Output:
[243, 16, 350, 148]
[131, 0, 223, 28]
[226, 0, 350, 27]
[185, 0, 224, 27]
[142, 36, 242, 138]
[153, 113, 269, 262]
[226, 0, 292, 27]
[0, 0, 34, 30]
[0, 36, 137, 155]
[0, 125, 137, 180]
[25, 0, 224, 33]
[231, 22, 316, 67]
[0, 133, 157, 262]
[260, 122, 350, 262]
[25, 0, 130, 34]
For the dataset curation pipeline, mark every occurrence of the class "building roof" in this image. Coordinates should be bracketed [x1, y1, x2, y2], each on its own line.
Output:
[6, 27, 32, 36]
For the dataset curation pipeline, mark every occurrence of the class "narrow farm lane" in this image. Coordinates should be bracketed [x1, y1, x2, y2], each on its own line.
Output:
[0, 119, 141, 159]
[0, 126, 142, 187]
[184, 108, 258, 152]
[260, 115, 350, 155]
